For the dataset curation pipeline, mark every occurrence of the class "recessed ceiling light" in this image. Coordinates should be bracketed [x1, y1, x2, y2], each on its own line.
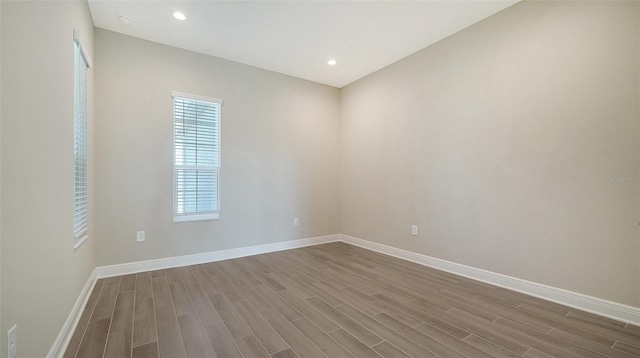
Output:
[117, 15, 132, 25]
[173, 12, 186, 21]
[328, 59, 337, 66]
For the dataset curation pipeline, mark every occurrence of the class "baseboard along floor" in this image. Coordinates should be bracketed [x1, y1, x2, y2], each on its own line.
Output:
[62, 241, 640, 358]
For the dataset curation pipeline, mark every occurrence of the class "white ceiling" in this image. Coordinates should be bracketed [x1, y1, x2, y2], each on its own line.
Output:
[88, 1, 518, 88]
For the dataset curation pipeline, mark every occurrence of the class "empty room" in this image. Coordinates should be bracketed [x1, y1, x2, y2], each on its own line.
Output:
[0, 0, 638, 357]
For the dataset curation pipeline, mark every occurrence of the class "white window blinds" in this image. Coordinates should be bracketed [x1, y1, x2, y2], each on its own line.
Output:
[173, 93, 222, 222]
[74, 36, 89, 246]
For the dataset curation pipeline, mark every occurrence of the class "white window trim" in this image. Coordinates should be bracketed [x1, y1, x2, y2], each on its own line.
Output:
[73, 235, 89, 249]
[172, 91, 223, 223]
[73, 29, 91, 249]
[172, 91, 223, 105]
[173, 213, 220, 223]
[73, 29, 92, 69]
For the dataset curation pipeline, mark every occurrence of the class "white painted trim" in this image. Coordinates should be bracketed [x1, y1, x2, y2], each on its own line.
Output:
[172, 91, 223, 105]
[73, 29, 92, 69]
[339, 234, 640, 326]
[73, 234, 88, 249]
[52, 231, 639, 358]
[47, 269, 97, 358]
[96, 234, 340, 278]
[173, 212, 220, 223]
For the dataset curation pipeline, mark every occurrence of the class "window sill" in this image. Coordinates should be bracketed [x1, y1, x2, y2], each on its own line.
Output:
[73, 235, 88, 249]
[173, 213, 220, 223]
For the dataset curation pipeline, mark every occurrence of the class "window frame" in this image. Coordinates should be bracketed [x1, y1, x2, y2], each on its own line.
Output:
[73, 30, 91, 249]
[172, 91, 223, 223]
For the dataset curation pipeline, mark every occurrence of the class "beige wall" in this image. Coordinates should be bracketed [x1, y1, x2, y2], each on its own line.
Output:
[0, 3, 637, 356]
[340, 0, 640, 307]
[0, 1, 96, 357]
[94, 30, 340, 266]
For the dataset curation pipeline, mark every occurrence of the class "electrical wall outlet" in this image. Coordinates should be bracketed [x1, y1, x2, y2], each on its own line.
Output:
[293, 217, 299, 226]
[411, 225, 418, 236]
[8, 324, 17, 358]
[136, 231, 145, 242]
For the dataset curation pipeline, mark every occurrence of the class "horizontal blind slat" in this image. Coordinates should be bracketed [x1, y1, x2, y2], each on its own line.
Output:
[74, 41, 89, 242]
[174, 96, 221, 216]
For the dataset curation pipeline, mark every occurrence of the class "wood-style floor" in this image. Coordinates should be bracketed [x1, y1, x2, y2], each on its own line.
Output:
[64, 242, 640, 358]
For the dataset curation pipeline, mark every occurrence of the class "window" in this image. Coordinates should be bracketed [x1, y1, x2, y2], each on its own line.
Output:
[73, 30, 90, 248]
[173, 92, 222, 222]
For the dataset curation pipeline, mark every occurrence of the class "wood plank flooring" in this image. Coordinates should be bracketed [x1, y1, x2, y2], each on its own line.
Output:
[65, 242, 640, 358]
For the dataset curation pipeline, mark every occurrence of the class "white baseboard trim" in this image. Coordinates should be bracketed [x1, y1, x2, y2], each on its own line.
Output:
[339, 234, 640, 326]
[96, 234, 340, 278]
[47, 268, 97, 358]
[51, 234, 339, 357]
[52, 231, 639, 358]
